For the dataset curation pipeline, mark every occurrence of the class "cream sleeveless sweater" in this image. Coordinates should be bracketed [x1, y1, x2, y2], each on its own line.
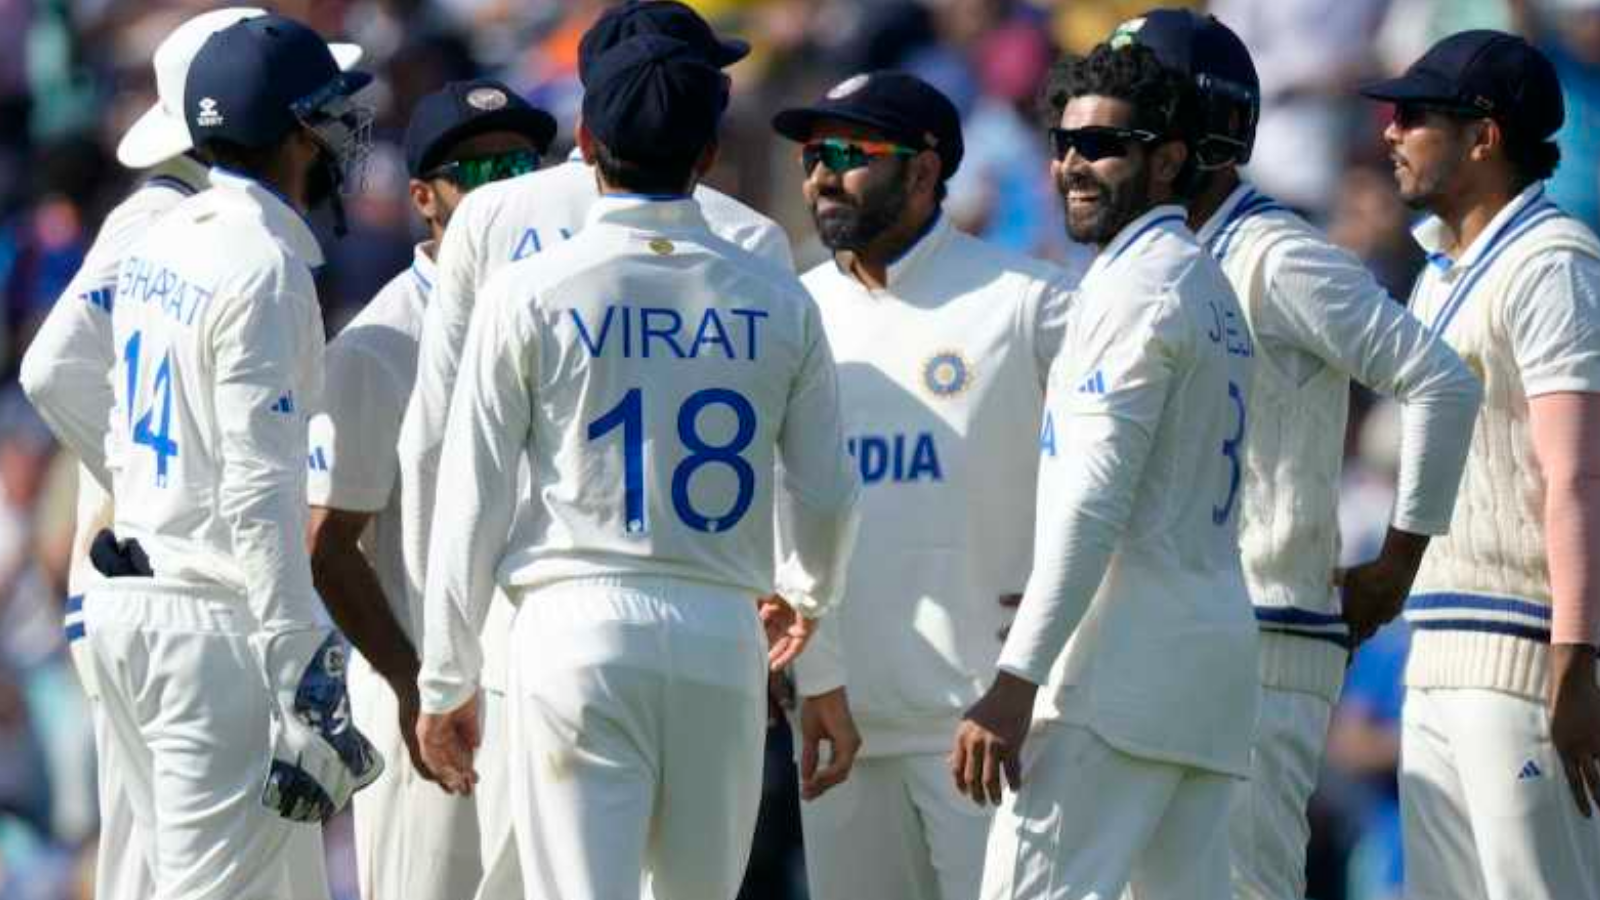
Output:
[1406, 200, 1600, 700]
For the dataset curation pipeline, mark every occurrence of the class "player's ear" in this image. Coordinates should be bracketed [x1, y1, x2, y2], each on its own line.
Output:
[409, 179, 437, 222]
[1468, 117, 1501, 163]
[693, 138, 720, 180]
[576, 119, 597, 165]
[909, 150, 941, 201]
[1150, 139, 1189, 192]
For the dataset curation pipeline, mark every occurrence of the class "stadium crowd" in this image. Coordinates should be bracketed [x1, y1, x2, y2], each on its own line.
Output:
[0, 0, 1597, 898]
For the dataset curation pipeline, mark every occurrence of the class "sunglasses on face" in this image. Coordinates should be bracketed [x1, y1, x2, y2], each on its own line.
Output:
[1048, 126, 1161, 163]
[426, 148, 541, 190]
[1392, 102, 1484, 131]
[799, 138, 916, 175]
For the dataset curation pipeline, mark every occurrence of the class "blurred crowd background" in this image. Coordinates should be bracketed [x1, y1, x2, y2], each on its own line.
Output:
[0, 0, 1597, 898]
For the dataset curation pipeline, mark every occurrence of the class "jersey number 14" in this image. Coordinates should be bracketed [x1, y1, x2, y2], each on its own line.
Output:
[123, 330, 179, 486]
[587, 387, 757, 536]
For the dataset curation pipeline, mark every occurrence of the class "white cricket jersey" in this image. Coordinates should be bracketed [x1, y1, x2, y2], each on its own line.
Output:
[398, 156, 793, 613]
[19, 156, 209, 597]
[1196, 183, 1480, 701]
[107, 167, 327, 634]
[418, 195, 857, 714]
[999, 206, 1259, 777]
[307, 244, 433, 643]
[1403, 183, 1600, 700]
[799, 213, 1078, 756]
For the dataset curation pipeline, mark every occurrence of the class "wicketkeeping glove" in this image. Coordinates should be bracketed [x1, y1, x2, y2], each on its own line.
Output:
[255, 630, 384, 822]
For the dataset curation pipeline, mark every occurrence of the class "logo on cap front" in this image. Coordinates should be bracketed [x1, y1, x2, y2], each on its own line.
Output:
[827, 74, 871, 100]
[1110, 17, 1146, 49]
[196, 97, 225, 128]
[466, 87, 508, 111]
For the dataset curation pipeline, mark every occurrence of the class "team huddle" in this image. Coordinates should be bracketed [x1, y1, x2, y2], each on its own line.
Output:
[17, 1, 1600, 899]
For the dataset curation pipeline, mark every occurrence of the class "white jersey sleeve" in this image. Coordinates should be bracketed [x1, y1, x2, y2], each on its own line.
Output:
[1503, 249, 1600, 397]
[20, 186, 186, 489]
[211, 278, 326, 634]
[1257, 238, 1481, 535]
[1027, 276, 1075, 387]
[308, 336, 406, 513]
[998, 288, 1190, 684]
[418, 271, 530, 714]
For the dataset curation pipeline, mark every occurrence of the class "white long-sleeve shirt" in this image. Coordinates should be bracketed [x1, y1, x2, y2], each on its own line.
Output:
[798, 213, 1079, 756]
[107, 168, 327, 635]
[1196, 182, 1481, 700]
[999, 206, 1259, 777]
[398, 157, 793, 692]
[307, 244, 434, 643]
[19, 155, 208, 597]
[419, 195, 856, 715]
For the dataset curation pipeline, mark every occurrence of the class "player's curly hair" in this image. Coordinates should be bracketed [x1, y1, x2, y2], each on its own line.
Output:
[1044, 42, 1201, 193]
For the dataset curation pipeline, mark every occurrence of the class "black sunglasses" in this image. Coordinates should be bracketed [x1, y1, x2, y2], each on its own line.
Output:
[1048, 126, 1161, 163]
[425, 148, 541, 190]
[1393, 102, 1485, 130]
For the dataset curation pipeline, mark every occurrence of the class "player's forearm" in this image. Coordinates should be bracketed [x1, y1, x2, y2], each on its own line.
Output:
[774, 488, 860, 619]
[308, 510, 420, 688]
[1532, 392, 1600, 646]
[19, 320, 115, 489]
[1389, 369, 1481, 535]
[998, 507, 1119, 684]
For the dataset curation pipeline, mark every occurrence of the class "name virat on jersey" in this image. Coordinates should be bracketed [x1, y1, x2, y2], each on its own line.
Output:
[568, 302, 769, 361]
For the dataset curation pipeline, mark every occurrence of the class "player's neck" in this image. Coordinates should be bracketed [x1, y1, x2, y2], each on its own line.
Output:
[1437, 178, 1523, 259]
[847, 203, 938, 290]
[1186, 168, 1241, 233]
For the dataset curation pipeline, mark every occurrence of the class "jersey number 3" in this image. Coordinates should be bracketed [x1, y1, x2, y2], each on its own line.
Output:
[123, 331, 180, 486]
[1212, 380, 1245, 525]
[587, 387, 757, 536]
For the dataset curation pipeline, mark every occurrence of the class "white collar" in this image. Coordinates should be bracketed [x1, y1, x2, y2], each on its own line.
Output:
[831, 210, 953, 291]
[585, 192, 709, 233]
[207, 166, 323, 268]
[1411, 182, 1550, 271]
[1088, 203, 1188, 278]
[410, 242, 437, 294]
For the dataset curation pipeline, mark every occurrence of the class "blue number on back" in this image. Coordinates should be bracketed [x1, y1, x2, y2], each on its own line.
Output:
[586, 387, 647, 533]
[586, 387, 759, 535]
[1212, 380, 1245, 525]
[123, 330, 180, 486]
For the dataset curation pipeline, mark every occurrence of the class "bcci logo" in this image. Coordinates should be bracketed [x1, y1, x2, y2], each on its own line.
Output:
[922, 350, 973, 398]
[196, 97, 224, 128]
[466, 87, 508, 110]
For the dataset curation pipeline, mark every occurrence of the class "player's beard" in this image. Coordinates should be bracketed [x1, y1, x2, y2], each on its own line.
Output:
[810, 167, 910, 253]
[1393, 146, 1466, 212]
[1061, 161, 1153, 246]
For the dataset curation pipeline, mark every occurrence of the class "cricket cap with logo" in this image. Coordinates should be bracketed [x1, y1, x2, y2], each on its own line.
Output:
[1360, 30, 1565, 139]
[771, 71, 965, 180]
[184, 14, 373, 152]
[117, 6, 362, 169]
[578, 0, 749, 86]
[404, 79, 558, 177]
[1110, 9, 1260, 166]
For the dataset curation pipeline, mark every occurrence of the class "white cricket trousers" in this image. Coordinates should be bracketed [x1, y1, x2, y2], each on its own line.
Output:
[981, 722, 1235, 900]
[1401, 686, 1600, 900]
[348, 652, 482, 900]
[1228, 687, 1333, 900]
[507, 576, 768, 900]
[472, 685, 523, 900]
[801, 751, 992, 900]
[81, 585, 330, 900]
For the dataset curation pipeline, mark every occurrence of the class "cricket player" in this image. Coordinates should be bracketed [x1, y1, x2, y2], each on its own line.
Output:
[307, 78, 555, 900]
[951, 41, 1257, 900]
[414, 33, 860, 900]
[1361, 30, 1600, 898]
[80, 16, 381, 899]
[1114, 11, 1483, 899]
[769, 71, 1079, 900]
[396, 5, 796, 893]
[17, 8, 359, 899]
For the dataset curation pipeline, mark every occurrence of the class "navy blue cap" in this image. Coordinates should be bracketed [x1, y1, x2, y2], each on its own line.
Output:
[582, 34, 727, 162]
[404, 79, 557, 176]
[771, 71, 964, 180]
[1111, 9, 1260, 163]
[578, 1, 749, 86]
[185, 14, 372, 150]
[1361, 30, 1564, 138]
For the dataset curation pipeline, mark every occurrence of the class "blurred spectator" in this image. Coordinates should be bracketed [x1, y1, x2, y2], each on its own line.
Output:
[1327, 166, 1426, 303]
[1211, 0, 1390, 218]
[1516, 0, 1600, 230]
